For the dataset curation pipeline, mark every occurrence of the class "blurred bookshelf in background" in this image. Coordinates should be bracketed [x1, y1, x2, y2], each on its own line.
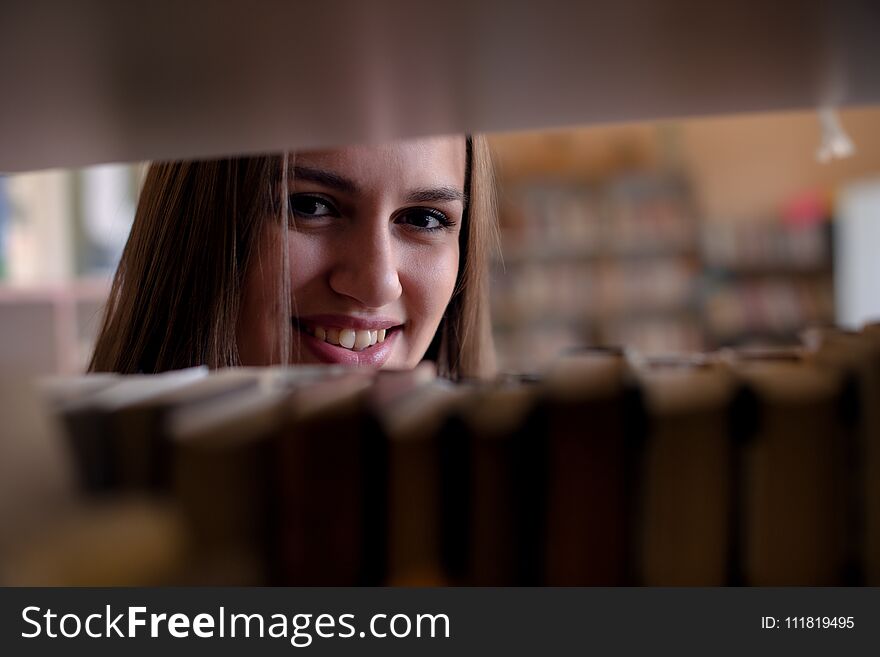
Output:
[487, 107, 880, 373]
[491, 174, 703, 372]
[701, 214, 833, 348]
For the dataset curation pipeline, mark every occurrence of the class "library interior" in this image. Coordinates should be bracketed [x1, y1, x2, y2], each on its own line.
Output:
[1, 1, 879, 587]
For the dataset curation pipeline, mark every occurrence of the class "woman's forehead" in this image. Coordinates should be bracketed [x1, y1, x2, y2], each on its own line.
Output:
[294, 136, 467, 195]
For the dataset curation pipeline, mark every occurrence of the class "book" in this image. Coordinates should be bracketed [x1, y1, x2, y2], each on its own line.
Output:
[108, 368, 268, 490]
[541, 347, 644, 585]
[633, 356, 749, 585]
[168, 366, 346, 584]
[56, 367, 209, 492]
[381, 377, 474, 585]
[272, 368, 382, 585]
[724, 347, 850, 585]
[451, 379, 544, 585]
[821, 323, 880, 585]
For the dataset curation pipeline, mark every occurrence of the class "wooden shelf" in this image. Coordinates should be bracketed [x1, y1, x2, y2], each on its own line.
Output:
[2, 1, 879, 171]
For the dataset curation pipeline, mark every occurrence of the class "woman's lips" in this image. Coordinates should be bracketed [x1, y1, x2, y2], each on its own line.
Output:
[294, 323, 401, 367]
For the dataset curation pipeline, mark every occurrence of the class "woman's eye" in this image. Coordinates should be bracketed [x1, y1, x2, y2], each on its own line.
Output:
[289, 194, 337, 218]
[397, 208, 454, 231]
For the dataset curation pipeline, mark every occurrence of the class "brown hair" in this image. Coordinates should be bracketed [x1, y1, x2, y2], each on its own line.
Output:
[89, 136, 497, 380]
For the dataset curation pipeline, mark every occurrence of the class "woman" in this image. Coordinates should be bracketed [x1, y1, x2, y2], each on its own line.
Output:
[89, 135, 497, 380]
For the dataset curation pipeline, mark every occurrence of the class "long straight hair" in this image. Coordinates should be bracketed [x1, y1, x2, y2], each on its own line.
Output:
[89, 136, 498, 380]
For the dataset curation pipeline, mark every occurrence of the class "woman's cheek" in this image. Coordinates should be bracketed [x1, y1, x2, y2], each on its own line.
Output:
[238, 230, 285, 365]
[287, 232, 329, 289]
[434, 243, 460, 307]
[402, 242, 460, 352]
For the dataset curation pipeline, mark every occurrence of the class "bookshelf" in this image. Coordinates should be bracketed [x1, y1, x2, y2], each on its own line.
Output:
[1, 1, 879, 172]
[492, 173, 703, 372]
[701, 220, 834, 347]
[492, 200, 836, 368]
[7, 331, 878, 586]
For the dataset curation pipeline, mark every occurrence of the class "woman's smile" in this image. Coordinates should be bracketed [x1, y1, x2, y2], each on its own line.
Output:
[292, 314, 405, 367]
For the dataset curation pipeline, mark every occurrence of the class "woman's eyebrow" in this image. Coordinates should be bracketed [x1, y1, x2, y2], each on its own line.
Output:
[292, 167, 465, 205]
[405, 186, 467, 204]
[292, 166, 359, 194]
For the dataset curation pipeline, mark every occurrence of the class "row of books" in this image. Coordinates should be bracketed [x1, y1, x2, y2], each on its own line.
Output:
[2, 324, 879, 586]
[602, 317, 704, 356]
[701, 220, 828, 271]
[492, 260, 698, 326]
[503, 186, 603, 256]
[500, 176, 696, 260]
[705, 279, 835, 342]
[493, 318, 705, 375]
[605, 178, 696, 255]
[492, 175, 700, 372]
[493, 325, 586, 375]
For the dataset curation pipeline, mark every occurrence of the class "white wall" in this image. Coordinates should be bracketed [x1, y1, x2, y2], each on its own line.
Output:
[835, 178, 880, 327]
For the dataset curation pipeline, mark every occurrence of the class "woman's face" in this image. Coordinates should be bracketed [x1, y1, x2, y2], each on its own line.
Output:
[238, 136, 466, 369]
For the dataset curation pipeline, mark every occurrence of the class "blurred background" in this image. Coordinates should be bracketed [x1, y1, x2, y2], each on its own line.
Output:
[0, 163, 142, 374]
[2, 106, 880, 376]
[490, 106, 880, 371]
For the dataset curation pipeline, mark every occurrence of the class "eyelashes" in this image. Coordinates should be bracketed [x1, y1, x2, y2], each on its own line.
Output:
[289, 194, 336, 219]
[398, 207, 456, 231]
[287, 193, 457, 232]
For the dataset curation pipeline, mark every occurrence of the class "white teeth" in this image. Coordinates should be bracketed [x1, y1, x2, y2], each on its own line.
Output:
[352, 330, 371, 350]
[307, 325, 392, 351]
[339, 328, 356, 349]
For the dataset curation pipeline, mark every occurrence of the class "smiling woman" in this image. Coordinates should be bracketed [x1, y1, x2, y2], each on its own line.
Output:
[88, 136, 498, 380]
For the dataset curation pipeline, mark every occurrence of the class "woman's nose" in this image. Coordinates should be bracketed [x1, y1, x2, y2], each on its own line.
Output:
[328, 223, 402, 309]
